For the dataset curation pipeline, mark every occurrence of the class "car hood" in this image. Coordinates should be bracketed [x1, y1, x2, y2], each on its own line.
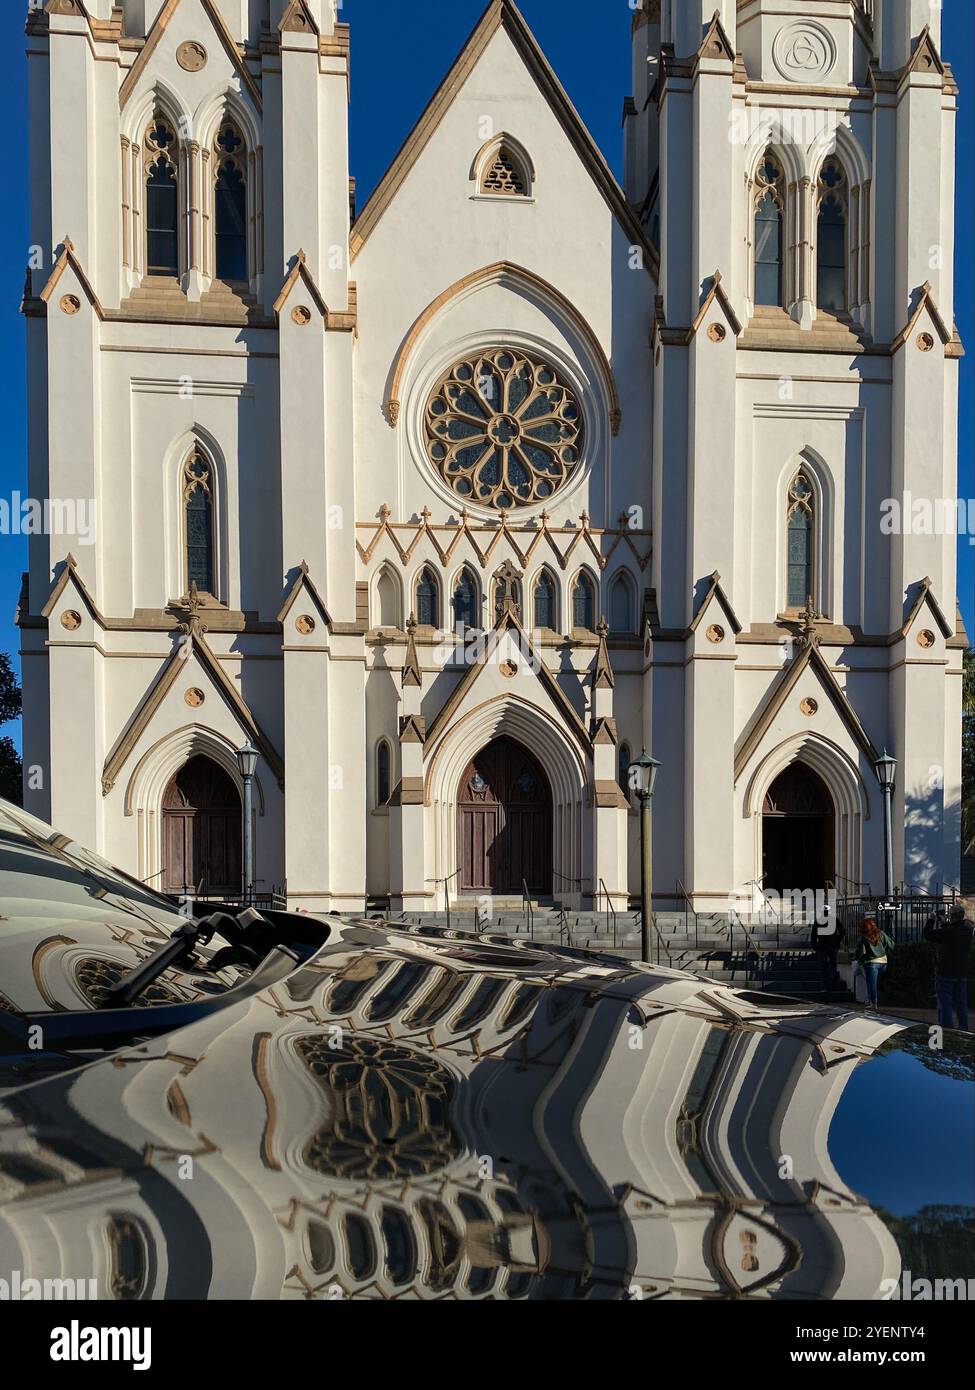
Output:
[1, 919, 972, 1300]
[0, 800, 201, 1016]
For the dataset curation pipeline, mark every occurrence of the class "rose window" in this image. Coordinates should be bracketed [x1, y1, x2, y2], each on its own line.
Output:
[425, 350, 583, 509]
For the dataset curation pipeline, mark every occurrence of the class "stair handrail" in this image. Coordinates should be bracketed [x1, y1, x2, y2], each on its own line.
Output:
[596, 878, 619, 950]
[522, 879, 535, 940]
[636, 905, 672, 967]
[425, 867, 461, 930]
[730, 907, 767, 989]
[675, 878, 699, 951]
[745, 877, 781, 945]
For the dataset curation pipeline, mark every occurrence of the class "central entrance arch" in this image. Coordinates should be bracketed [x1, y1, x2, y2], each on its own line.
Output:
[762, 762, 835, 894]
[457, 738, 552, 894]
[162, 755, 242, 896]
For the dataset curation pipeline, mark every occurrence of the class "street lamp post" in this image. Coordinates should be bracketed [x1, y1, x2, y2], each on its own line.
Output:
[874, 749, 897, 900]
[630, 750, 661, 964]
[236, 741, 259, 905]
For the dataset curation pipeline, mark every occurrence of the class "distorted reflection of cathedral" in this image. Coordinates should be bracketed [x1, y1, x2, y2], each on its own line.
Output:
[0, 923, 910, 1299]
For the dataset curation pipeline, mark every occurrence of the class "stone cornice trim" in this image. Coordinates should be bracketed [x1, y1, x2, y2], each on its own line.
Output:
[688, 571, 743, 636]
[277, 561, 333, 630]
[890, 281, 955, 356]
[36, 236, 105, 321]
[40, 554, 106, 626]
[900, 576, 953, 641]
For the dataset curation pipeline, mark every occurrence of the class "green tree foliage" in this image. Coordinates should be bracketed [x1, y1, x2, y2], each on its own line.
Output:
[876, 1205, 975, 1281]
[0, 653, 23, 805]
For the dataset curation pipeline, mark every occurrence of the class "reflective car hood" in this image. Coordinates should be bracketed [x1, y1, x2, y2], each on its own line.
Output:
[0, 800, 205, 1015]
[2, 920, 971, 1300]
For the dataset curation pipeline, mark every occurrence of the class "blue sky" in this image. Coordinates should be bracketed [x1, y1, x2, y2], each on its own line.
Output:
[0, 0, 971, 746]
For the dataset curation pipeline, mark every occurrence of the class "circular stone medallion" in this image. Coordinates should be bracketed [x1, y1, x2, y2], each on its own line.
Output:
[295, 614, 316, 636]
[800, 697, 819, 717]
[60, 610, 81, 631]
[176, 41, 208, 73]
[59, 294, 81, 315]
[772, 22, 837, 84]
[184, 688, 206, 708]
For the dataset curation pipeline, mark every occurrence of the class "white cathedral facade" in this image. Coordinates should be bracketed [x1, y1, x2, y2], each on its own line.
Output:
[19, 0, 967, 915]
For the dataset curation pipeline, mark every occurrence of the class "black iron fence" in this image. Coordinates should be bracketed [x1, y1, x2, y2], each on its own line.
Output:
[837, 892, 961, 945]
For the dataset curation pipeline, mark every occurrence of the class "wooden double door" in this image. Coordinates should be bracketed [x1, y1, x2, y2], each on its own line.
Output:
[457, 738, 552, 895]
[761, 763, 835, 894]
[162, 756, 242, 897]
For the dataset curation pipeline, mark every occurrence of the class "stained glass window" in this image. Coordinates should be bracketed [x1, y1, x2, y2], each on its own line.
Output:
[817, 159, 847, 313]
[534, 570, 556, 630]
[425, 350, 582, 509]
[787, 472, 814, 610]
[452, 570, 478, 629]
[754, 154, 785, 307]
[183, 449, 214, 594]
[145, 120, 178, 277]
[572, 572, 596, 631]
[416, 568, 439, 628]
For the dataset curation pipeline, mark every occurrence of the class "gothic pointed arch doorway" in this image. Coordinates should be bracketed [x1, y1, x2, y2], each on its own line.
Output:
[162, 755, 242, 896]
[457, 738, 552, 894]
[761, 762, 835, 894]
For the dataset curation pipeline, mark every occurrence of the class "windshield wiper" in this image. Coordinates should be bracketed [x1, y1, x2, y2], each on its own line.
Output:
[99, 909, 266, 1008]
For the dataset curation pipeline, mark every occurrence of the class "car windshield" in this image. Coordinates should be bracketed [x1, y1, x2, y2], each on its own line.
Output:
[0, 799, 188, 933]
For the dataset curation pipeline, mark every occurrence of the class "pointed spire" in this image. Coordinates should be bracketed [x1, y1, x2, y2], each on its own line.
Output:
[402, 612, 422, 688]
[593, 615, 615, 690]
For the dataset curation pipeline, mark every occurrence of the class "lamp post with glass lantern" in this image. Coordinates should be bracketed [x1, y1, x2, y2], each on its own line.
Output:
[236, 741, 258, 905]
[630, 750, 661, 964]
[874, 750, 897, 900]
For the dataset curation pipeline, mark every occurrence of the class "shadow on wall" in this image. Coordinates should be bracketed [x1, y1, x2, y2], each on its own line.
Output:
[904, 778, 962, 892]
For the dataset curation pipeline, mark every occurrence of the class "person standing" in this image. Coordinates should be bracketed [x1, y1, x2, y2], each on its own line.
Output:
[854, 916, 895, 1010]
[924, 904, 973, 1031]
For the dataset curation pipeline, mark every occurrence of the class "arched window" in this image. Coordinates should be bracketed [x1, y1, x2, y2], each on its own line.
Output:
[376, 741, 391, 808]
[618, 742, 631, 795]
[479, 141, 530, 197]
[145, 119, 179, 277]
[572, 572, 596, 632]
[817, 157, 847, 313]
[452, 570, 478, 630]
[214, 121, 248, 282]
[786, 471, 815, 611]
[533, 570, 557, 631]
[375, 567, 401, 629]
[416, 567, 440, 628]
[182, 447, 215, 595]
[754, 154, 785, 308]
[610, 573, 634, 634]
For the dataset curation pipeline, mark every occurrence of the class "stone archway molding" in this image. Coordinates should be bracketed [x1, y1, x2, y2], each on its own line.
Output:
[424, 693, 590, 897]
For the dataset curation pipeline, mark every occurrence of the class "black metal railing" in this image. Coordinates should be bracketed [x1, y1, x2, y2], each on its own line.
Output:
[595, 877, 619, 949]
[675, 878, 698, 951]
[426, 868, 462, 929]
[837, 892, 961, 945]
[522, 879, 535, 939]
